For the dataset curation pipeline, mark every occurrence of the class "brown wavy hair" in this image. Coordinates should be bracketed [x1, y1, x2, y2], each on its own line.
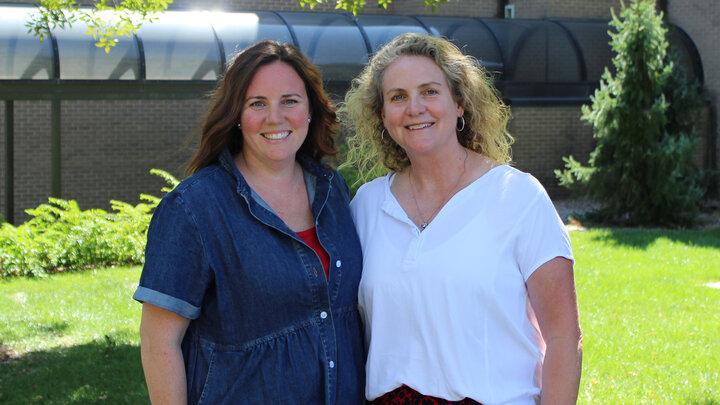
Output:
[341, 33, 513, 180]
[187, 40, 338, 175]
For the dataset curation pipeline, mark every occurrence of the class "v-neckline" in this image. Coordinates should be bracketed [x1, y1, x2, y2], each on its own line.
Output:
[384, 165, 505, 231]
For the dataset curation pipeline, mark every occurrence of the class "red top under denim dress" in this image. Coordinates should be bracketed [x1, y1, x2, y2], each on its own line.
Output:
[297, 227, 330, 279]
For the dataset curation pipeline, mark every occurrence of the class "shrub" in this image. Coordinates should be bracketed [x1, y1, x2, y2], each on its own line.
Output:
[555, 0, 705, 227]
[0, 169, 178, 278]
[336, 144, 363, 198]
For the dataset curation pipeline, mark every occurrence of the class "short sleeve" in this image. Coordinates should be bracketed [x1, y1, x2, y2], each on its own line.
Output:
[132, 191, 211, 319]
[514, 178, 574, 281]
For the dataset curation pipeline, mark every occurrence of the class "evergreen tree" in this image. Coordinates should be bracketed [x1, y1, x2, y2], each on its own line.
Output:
[556, 0, 703, 227]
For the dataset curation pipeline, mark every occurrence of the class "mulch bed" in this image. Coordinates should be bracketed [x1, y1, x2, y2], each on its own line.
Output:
[553, 198, 720, 229]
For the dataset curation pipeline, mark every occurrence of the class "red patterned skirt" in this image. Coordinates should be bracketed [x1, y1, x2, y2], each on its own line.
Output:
[370, 385, 483, 405]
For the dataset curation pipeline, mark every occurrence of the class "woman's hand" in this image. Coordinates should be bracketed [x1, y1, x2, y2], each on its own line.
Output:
[527, 257, 583, 405]
[140, 303, 191, 405]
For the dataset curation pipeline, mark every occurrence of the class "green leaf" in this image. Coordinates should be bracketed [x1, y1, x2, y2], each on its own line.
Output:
[26, 0, 172, 52]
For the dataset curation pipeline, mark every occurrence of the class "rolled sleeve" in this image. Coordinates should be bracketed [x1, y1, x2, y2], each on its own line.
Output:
[133, 286, 202, 319]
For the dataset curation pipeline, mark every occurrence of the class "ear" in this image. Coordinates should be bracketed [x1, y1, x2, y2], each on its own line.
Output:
[457, 104, 464, 118]
[381, 109, 391, 132]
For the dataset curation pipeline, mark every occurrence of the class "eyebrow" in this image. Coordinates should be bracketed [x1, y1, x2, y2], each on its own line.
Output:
[246, 93, 304, 101]
[384, 81, 443, 95]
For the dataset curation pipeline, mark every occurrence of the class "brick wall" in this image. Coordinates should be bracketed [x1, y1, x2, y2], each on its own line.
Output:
[667, 0, 720, 171]
[10, 101, 53, 223]
[59, 99, 207, 215]
[508, 106, 595, 197]
[1, 100, 595, 220]
[547, 0, 619, 19]
[381, 0, 499, 17]
[5, 102, 706, 216]
[3, 99, 206, 222]
[508, 0, 618, 19]
[169, 0, 341, 12]
[506, 0, 547, 19]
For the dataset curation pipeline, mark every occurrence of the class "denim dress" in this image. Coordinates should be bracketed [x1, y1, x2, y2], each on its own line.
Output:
[133, 148, 365, 405]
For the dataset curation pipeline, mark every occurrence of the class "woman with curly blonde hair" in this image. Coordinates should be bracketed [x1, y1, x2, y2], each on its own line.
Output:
[342, 33, 512, 180]
[344, 33, 582, 404]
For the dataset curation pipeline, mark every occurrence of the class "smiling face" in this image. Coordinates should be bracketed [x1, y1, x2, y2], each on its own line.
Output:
[381, 55, 463, 159]
[239, 61, 311, 167]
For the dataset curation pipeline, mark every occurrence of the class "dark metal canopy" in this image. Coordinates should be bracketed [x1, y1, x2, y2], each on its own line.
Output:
[0, 4, 704, 103]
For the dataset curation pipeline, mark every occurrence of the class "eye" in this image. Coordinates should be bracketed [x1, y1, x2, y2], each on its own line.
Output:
[390, 94, 405, 102]
[425, 88, 439, 95]
[248, 100, 265, 109]
[282, 98, 299, 105]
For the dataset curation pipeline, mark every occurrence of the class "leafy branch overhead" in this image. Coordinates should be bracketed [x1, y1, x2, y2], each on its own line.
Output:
[26, 0, 173, 53]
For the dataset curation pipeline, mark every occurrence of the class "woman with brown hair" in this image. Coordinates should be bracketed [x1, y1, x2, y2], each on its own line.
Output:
[344, 33, 582, 404]
[134, 40, 365, 404]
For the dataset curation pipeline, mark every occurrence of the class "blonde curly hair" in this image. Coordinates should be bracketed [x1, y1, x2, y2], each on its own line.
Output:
[341, 33, 513, 181]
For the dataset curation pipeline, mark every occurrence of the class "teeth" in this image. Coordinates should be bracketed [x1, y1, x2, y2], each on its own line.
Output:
[407, 123, 433, 130]
[262, 131, 290, 140]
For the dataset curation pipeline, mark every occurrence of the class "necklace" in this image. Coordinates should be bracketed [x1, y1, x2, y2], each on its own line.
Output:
[409, 149, 468, 230]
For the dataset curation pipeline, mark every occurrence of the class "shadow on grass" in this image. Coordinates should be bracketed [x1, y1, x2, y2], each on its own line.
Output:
[0, 321, 72, 347]
[35, 321, 70, 336]
[588, 226, 720, 250]
[686, 399, 720, 405]
[0, 337, 147, 404]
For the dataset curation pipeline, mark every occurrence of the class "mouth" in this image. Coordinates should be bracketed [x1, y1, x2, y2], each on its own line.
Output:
[261, 131, 291, 140]
[406, 122, 434, 130]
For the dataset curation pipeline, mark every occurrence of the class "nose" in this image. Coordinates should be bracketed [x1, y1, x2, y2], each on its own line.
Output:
[266, 103, 283, 123]
[407, 95, 426, 116]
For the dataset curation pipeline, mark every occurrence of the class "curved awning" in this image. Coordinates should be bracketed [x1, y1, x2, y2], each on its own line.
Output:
[0, 5, 704, 104]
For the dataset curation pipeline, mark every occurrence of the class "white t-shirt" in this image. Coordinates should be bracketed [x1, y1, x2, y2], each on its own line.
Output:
[349, 165, 573, 405]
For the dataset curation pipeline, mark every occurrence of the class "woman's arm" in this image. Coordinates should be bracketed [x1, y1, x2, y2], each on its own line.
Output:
[139, 303, 191, 405]
[527, 257, 583, 405]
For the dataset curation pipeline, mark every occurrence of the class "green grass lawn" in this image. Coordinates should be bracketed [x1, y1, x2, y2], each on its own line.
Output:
[0, 228, 718, 404]
[573, 228, 720, 404]
[0, 266, 147, 404]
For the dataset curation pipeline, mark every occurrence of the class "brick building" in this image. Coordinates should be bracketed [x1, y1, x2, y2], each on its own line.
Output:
[1, 0, 717, 223]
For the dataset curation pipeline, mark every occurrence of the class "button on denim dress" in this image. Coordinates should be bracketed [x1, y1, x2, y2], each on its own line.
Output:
[133, 148, 365, 404]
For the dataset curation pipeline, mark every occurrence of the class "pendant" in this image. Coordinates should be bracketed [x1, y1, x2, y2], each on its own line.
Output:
[421, 222, 428, 229]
